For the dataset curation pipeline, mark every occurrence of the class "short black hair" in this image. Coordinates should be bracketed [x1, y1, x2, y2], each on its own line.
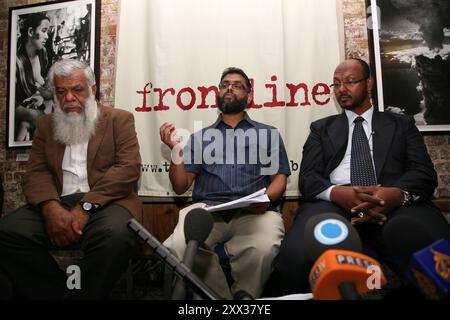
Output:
[19, 12, 50, 41]
[220, 67, 251, 93]
[350, 58, 371, 79]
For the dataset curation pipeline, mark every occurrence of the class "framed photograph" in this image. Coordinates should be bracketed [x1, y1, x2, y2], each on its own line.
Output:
[367, 0, 450, 131]
[7, 0, 100, 148]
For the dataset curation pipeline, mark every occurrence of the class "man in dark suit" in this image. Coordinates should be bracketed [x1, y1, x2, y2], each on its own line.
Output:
[269, 58, 450, 295]
[0, 59, 141, 299]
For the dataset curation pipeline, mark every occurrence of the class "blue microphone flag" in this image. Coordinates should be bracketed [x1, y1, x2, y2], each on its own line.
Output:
[409, 239, 450, 299]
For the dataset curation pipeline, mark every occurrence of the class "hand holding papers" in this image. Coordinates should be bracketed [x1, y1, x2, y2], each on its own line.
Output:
[205, 188, 270, 213]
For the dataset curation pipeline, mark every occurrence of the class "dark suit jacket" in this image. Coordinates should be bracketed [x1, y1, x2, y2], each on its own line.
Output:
[299, 110, 437, 203]
[22, 104, 142, 219]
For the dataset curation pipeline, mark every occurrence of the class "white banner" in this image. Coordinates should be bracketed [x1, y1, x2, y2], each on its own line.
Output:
[115, 0, 344, 197]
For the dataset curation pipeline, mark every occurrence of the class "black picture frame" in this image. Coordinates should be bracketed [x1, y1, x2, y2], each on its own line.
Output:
[367, 0, 450, 132]
[6, 0, 101, 148]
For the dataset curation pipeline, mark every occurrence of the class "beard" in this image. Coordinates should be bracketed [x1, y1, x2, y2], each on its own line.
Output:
[218, 93, 248, 114]
[52, 92, 99, 145]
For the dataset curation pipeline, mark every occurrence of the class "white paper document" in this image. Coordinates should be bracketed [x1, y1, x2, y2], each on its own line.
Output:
[204, 188, 270, 213]
[258, 293, 313, 300]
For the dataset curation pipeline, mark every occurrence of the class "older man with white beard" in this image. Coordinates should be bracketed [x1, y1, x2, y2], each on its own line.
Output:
[0, 59, 142, 299]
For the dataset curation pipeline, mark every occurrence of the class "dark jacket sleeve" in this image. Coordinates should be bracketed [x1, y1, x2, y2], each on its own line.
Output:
[390, 116, 437, 202]
[298, 120, 333, 200]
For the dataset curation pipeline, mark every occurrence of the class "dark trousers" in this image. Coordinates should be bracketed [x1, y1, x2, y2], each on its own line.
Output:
[0, 194, 138, 299]
[269, 200, 450, 295]
[0, 177, 3, 217]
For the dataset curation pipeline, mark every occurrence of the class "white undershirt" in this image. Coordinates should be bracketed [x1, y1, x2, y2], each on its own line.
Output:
[61, 142, 90, 196]
[316, 107, 376, 201]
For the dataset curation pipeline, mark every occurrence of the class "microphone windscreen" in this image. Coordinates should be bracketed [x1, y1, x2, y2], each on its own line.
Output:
[309, 249, 386, 299]
[408, 239, 450, 299]
[184, 208, 214, 244]
[304, 213, 362, 262]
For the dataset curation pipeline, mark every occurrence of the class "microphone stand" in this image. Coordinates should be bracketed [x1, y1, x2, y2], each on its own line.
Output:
[127, 219, 223, 300]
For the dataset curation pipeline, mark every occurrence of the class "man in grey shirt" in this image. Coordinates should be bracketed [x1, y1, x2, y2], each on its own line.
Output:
[160, 67, 290, 299]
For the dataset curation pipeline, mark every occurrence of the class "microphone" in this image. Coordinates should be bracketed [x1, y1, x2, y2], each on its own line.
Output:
[127, 218, 222, 300]
[171, 208, 214, 300]
[309, 249, 386, 300]
[304, 213, 386, 299]
[303, 212, 362, 262]
[407, 239, 450, 300]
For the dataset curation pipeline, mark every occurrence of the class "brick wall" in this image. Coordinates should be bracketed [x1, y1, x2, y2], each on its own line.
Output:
[342, 0, 450, 200]
[1, 0, 449, 213]
[0, 0, 119, 212]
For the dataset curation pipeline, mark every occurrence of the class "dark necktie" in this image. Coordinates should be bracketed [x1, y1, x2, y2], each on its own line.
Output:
[350, 117, 377, 186]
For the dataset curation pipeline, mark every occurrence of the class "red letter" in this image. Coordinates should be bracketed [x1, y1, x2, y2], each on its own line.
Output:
[135, 83, 152, 112]
[176, 87, 196, 111]
[286, 83, 311, 107]
[264, 75, 285, 107]
[197, 86, 218, 109]
[153, 88, 175, 111]
[312, 83, 331, 105]
[247, 78, 262, 109]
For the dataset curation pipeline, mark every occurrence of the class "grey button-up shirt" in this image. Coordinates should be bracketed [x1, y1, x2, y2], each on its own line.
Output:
[184, 112, 291, 208]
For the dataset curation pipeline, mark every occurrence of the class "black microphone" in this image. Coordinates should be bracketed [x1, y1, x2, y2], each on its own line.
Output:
[303, 212, 362, 263]
[304, 213, 386, 299]
[171, 208, 214, 300]
[127, 218, 222, 300]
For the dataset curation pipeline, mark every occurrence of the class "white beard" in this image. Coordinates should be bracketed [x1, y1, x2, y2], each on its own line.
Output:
[52, 93, 99, 145]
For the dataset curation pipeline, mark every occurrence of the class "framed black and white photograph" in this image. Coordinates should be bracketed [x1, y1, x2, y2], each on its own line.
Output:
[367, 0, 450, 131]
[7, 0, 100, 148]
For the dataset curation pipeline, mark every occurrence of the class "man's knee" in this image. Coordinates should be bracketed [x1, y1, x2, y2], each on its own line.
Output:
[384, 206, 449, 242]
[296, 201, 347, 218]
[382, 207, 450, 265]
[0, 208, 39, 244]
[249, 238, 281, 261]
[252, 233, 284, 258]
[106, 224, 136, 247]
[85, 221, 137, 256]
[0, 210, 21, 234]
[0, 216, 11, 240]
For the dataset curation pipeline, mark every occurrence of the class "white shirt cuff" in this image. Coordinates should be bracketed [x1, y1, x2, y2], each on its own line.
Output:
[315, 185, 336, 202]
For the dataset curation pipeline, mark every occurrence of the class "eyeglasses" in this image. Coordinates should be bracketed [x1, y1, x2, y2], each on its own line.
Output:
[219, 81, 247, 91]
[330, 78, 367, 89]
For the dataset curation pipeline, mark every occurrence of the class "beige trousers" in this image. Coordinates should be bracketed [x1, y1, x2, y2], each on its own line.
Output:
[163, 203, 285, 299]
